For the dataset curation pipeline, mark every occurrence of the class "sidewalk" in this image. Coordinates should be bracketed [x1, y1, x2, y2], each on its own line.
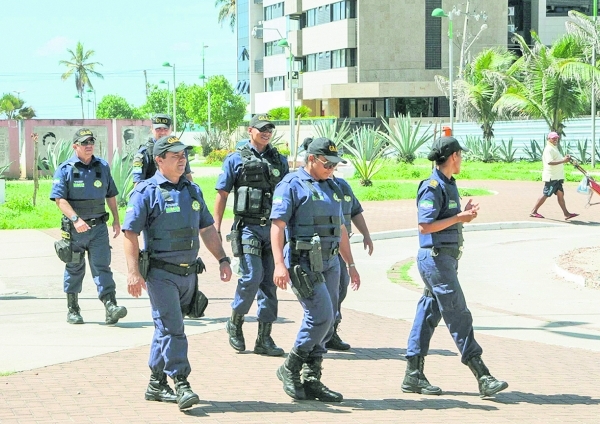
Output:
[1, 179, 600, 423]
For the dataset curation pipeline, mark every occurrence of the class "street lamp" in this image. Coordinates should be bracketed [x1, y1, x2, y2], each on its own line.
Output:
[159, 79, 170, 114]
[199, 75, 211, 135]
[432, 7, 455, 131]
[86, 88, 97, 119]
[162, 62, 176, 132]
[277, 38, 296, 160]
[12, 90, 25, 101]
[201, 43, 209, 86]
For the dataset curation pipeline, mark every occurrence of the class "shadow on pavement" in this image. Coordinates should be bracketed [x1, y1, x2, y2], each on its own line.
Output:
[182, 397, 498, 416]
[490, 391, 600, 406]
[325, 348, 457, 360]
[475, 325, 600, 341]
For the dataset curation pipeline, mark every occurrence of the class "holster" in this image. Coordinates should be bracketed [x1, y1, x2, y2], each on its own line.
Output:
[139, 250, 150, 279]
[226, 229, 243, 258]
[293, 236, 323, 272]
[54, 217, 82, 263]
[187, 275, 209, 318]
[288, 264, 323, 299]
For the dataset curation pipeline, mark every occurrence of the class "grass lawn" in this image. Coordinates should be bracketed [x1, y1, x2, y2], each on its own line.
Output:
[4, 158, 577, 229]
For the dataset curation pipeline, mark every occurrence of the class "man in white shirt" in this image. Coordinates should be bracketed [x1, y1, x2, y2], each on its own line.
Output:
[530, 131, 578, 220]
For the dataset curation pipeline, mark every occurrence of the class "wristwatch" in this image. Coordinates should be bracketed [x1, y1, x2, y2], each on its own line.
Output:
[218, 256, 231, 265]
[69, 215, 79, 223]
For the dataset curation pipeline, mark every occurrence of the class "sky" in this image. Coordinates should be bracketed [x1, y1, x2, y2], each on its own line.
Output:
[0, 1, 238, 119]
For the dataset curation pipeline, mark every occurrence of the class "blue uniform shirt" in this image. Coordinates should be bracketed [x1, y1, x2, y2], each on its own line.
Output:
[123, 171, 214, 264]
[132, 140, 192, 183]
[417, 168, 462, 249]
[50, 154, 118, 219]
[334, 177, 363, 232]
[215, 143, 289, 193]
[270, 168, 344, 245]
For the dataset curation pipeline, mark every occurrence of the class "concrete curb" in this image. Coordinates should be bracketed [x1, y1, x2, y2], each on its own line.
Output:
[554, 263, 586, 287]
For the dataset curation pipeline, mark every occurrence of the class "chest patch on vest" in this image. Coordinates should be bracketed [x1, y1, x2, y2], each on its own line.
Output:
[192, 200, 201, 211]
[165, 205, 181, 213]
[449, 200, 458, 209]
[94, 180, 102, 188]
[333, 193, 341, 202]
[272, 169, 280, 177]
[73, 180, 85, 188]
[429, 180, 439, 188]
[419, 199, 434, 209]
[344, 195, 352, 202]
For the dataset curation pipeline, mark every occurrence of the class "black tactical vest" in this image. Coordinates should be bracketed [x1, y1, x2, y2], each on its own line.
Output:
[233, 144, 286, 222]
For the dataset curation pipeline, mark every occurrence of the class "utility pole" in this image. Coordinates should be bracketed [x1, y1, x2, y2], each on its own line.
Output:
[144, 70, 149, 100]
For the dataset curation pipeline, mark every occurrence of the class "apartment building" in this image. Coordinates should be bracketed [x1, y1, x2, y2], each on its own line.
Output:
[235, 0, 598, 119]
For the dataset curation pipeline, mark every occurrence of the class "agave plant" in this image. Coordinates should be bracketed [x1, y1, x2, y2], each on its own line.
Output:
[38, 139, 75, 175]
[0, 161, 13, 176]
[380, 113, 433, 164]
[110, 149, 133, 207]
[497, 138, 518, 163]
[313, 119, 353, 147]
[339, 127, 386, 186]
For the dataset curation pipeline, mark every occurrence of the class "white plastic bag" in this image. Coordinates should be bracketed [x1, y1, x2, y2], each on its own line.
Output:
[577, 176, 590, 194]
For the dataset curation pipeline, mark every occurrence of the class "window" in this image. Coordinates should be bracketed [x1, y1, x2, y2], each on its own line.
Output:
[306, 48, 357, 71]
[304, 0, 356, 27]
[264, 40, 285, 56]
[546, 1, 592, 16]
[425, 0, 442, 69]
[264, 2, 284, 20]
[265, 76, 284, 92]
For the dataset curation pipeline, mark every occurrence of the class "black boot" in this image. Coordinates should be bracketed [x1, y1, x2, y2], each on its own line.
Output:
[467, 356, 508, 397]
[401, 355, 442, 395]
[145, 371, 177, 403]
[302, 356, 343, 402]
[101, 293, 127, 325]
[66, 293, 84, 324]
[254, 321, 285, 356]
[276, 348, 308, 400]
[325, 322, 351, 351]
[174, 375, 200, 410]
[226, 310, 245, 352]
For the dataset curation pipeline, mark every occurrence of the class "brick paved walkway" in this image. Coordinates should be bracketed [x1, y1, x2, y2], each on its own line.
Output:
[2, 179, 599, 423]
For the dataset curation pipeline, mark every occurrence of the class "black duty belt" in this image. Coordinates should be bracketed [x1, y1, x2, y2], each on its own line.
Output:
[238, 216, 269, 226]
[431, 246, 463, 260]
[84, 214, 109, 227]
[291, 246, 339, 261]
[150, 258, 204, 276]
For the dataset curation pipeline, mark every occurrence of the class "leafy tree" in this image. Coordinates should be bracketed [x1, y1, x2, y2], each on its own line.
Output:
[96, 94, 144, 119]
[138, 84, 191, 132]
[443, 48, 515, 140]
[182, 76, 246, 134]
[494, 32, 596, 135]
[0, 93, 36, 119]
[215, 0, 236, 32]
[59, 41, 103, 119]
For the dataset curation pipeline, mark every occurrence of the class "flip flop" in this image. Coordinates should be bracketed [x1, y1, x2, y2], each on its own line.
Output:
[565, 213, 579, 220]
[529, 213, 544, 219]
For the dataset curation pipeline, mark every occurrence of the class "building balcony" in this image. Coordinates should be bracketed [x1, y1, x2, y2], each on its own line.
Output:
[302, 19, 356, 56]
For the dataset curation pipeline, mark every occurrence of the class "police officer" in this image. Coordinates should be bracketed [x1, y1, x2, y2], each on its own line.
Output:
[327, 175, 373, 351]
[50, 128, 127, 325]
[123, 135, 232, 410]
[270, 137, 360, 402]
[132, 114, 193, 184]
[214, 115, 288, 356]
[403, 136, 508, 398]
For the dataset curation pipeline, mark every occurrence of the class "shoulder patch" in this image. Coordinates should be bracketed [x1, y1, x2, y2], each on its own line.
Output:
[429, 180, 439, 188]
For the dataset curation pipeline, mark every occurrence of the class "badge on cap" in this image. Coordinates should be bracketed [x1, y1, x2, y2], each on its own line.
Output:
[167, 136, 179, 144]
[79, 129, 92, 136]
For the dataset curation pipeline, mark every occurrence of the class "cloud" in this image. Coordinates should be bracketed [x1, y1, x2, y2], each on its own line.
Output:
[36, 36, 72, 57]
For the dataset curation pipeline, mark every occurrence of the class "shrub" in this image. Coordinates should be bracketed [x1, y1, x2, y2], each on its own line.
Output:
[267, 105, 312, 120]
[206, 149, 230, 164]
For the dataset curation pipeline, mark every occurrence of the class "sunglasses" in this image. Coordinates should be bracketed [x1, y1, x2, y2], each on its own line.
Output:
[315, 156, 336, 170]
[255, 126, 274, 133]
[78, 139, 95, 146]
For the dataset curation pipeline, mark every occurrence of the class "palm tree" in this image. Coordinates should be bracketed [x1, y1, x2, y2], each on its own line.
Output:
[60, 42, 103, 119]
[215, 0, 236, 32]
[451, 48, 515, 140]
[494, 32, 595, 135]
[0, 93, 36, 119]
